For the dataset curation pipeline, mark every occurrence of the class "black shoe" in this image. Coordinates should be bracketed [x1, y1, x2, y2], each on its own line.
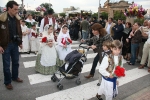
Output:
[27, 51, 30, 54]
[96, 93, 103, 100]
[97, 83, 100, 86]
[128, 62, 134, 65]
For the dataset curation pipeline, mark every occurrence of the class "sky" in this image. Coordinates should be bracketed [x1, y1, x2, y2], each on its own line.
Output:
[0, 0, 150, 13]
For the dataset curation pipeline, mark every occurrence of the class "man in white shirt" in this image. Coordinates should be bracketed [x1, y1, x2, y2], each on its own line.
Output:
[105, 18, 115, 37]
[138, 20, 150, 72]
[39, 9, 57, 34]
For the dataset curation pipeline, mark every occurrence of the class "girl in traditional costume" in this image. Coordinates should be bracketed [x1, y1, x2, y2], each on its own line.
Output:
[20, 20, 30, 53]
[35, 25, 59, 75]
[96, 40, 124, 100]
[56, 25, 72, 65]
[30, 24, 40, 54]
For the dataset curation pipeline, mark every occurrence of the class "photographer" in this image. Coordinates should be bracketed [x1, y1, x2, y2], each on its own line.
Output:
[0, 1, 23, 90]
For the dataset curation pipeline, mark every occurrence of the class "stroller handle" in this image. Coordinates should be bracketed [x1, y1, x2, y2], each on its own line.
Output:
[79, 43, 90, 51]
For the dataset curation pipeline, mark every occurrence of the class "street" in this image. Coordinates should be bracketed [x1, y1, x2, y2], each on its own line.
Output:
[0, 41, 150, 100]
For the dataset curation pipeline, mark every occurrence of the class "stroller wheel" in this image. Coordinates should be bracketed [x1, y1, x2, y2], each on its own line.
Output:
[57, 84, 63, 90]
[76, 79, 81, 85]
[51, 76, 56, 82]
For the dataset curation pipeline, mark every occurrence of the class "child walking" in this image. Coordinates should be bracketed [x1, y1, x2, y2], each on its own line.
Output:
[97, 40, 111, 86]
[96, 40, 124, 100]
[35, 25, 59, 75]
[56, 24, 72, 65]
[30, 24, 40, 54]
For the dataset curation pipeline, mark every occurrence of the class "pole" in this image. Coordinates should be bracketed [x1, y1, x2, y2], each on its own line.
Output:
[21, 0, 23, 15]
[98, 0, 100, 20]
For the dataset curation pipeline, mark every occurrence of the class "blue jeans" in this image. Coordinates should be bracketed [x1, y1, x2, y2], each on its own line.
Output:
[130, 43, 139, 65]
[82, 30, 88, 39]
[2, 43, 19, 85]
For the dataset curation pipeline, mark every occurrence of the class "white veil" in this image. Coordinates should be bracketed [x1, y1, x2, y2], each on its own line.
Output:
[57, 24, 70, 42]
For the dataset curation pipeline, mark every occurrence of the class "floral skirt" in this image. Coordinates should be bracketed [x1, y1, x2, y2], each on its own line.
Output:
[35, 54, 65, 75]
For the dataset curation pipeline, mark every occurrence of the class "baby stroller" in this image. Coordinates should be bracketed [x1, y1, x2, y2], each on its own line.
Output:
[51, 43, 89, 90]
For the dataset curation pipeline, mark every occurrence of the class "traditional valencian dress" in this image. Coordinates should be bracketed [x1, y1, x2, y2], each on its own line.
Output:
[98, 54, 123, 100]
[30, 29, 40, 53]
[20, 24, 30, 52]
[35, 27, 59, 75]
[25, 18, 36, 41]
[56, 25, 72, 65]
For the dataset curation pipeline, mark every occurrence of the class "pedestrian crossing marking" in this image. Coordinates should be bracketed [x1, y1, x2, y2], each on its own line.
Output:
[23, 53, 97, 68]
[28, 63, 98, 85]
[35, 68, 149, 100]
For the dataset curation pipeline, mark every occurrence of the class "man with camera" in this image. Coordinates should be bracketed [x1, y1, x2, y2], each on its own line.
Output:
[0, 1, 23, 90]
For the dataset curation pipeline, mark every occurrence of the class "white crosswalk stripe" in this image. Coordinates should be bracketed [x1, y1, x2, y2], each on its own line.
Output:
[21, 40, 150, 100]
[36, 68, 149, 100]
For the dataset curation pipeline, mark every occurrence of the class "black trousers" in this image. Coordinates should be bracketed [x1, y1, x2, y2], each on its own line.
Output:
[90, 53, 100, 75]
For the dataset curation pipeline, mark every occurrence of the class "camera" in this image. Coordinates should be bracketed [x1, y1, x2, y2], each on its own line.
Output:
[13, 35, 22, 45]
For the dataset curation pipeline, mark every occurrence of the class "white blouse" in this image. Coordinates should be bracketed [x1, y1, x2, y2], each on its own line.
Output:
[99, 55, 123, 77]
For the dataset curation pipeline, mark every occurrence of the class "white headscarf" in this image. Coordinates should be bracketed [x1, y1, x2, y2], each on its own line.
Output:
[57, 24, 70, 42]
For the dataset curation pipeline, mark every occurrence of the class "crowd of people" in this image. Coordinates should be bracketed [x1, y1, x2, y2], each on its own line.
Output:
[0, 1, 150, 100]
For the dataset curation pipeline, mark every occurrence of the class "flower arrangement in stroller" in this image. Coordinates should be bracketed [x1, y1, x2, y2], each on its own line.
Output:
[51, 43, 89, 90]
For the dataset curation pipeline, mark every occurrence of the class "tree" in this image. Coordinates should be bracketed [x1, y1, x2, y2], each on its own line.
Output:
[101, 12, 108, 20]
[59, 13, 66, 18]
[91, 13, 98, 19]
[40, 3, 52, 11]
[114, 11, 126, 21]
[134, 18, 144, 25]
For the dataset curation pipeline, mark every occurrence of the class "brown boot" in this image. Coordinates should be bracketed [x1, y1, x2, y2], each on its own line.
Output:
[5, 84, 13, 90]
[84, 74, 94, 79]
[12, 78, 23, 83]
[138, 65, 144, 69]
[148, 67, 150, 72]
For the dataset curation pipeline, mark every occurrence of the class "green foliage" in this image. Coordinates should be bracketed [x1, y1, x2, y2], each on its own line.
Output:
[40, 3, 53, 12]
[114, 11, 126, 21]
[91, 13, 98, 19]
[28, 11, 40, 16]
[134, 18, 144, 25]
[59, 13, 66, 17]
[101, 12, 108, 19]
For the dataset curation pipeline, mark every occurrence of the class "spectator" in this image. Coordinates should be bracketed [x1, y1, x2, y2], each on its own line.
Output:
[122, 22, 132, 60]
[80, 17, 89, 39]
[128, 22, 142, 65]
[138, 20, 150, 72]
[105, 18, 115, 37]
[112, 19, 124, 41]
[0, 1, 23, 90]
[98, 16, 105, 28]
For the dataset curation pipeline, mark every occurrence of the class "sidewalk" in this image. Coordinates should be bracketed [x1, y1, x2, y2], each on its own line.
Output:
[123, 85, 150, 100]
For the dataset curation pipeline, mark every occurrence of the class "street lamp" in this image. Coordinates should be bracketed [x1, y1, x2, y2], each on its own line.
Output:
[98, 0, 100, 20]
[21, 0, 24, 14]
